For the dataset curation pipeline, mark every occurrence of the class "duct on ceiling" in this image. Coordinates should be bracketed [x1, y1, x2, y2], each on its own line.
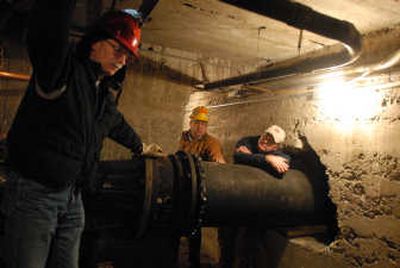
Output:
[195, 0, 363, 90]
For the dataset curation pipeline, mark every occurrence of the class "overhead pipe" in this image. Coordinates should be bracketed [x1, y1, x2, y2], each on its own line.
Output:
[201, 48, 400, 99]
[349, 47, 400, 83]
[195, 0, 362, 90]
[373, 48, 400, 71]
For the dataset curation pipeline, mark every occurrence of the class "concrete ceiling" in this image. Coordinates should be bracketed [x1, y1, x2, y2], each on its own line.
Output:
[125, 0, 400, 65]
[1, 0, 400, 89]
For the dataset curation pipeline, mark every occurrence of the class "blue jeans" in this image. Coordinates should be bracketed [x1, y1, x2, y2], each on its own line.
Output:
[1, 171, 85, 268]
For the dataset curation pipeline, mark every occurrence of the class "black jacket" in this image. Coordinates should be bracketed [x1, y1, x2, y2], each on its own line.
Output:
[7, 0, 142, 189]
[233, 136, 290, 178]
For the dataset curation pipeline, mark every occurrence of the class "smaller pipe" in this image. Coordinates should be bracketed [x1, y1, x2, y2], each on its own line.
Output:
[0, 71, 30, 81]
[196, 0, 362, 90]
[200, 78, 400, 110]
[195, 49, 358, 90]
[349, 48, 400, 83]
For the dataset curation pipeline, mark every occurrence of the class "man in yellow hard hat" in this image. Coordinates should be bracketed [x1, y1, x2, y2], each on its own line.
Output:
[179, 106, 226, 163]
[178, 106, 225, 268]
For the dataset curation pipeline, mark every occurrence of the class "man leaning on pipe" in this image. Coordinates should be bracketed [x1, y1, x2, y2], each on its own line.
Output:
[220, 125, 291, 268]
[1, 1, 144, 267]
[234, 124, 290, 177]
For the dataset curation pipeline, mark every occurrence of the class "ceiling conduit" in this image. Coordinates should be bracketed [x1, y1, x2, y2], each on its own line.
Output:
[196, 0, 362, 90]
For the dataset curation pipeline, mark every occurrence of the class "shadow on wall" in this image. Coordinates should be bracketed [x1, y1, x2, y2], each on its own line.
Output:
[284, 134, 339, 242]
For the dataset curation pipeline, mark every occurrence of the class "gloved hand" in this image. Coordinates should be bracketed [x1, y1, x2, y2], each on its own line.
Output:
[142, 143, 165, 157]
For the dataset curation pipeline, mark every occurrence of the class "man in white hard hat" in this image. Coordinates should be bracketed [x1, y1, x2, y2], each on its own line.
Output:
[220, 125, 291, 268]
[234, 125, 290, 176]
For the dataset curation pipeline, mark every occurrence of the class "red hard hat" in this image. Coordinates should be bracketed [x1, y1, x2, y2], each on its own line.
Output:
[100, 9, 142, 59]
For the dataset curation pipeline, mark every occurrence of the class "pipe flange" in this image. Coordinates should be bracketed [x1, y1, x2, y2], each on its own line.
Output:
[190, 155, 207, 236]
[174, 151, 199, 235]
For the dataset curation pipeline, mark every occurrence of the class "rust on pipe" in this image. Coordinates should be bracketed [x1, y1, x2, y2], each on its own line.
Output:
[0, 71, 30, 81]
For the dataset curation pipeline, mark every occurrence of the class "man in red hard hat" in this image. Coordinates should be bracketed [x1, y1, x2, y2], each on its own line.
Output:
[2, 1, 143, 267]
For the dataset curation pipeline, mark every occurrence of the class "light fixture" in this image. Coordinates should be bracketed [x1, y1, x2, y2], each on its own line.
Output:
[316, 78, 383, 130]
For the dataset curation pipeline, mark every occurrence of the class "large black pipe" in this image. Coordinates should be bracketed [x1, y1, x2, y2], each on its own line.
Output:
[84, 152, 334, 237]
[203, 162, 328, 227]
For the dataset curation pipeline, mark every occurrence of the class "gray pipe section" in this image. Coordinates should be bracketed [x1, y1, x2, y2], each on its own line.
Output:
[196, 0, 362, 90]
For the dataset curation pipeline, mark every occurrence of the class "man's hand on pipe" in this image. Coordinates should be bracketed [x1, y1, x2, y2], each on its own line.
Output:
[265, 154, 289, 173]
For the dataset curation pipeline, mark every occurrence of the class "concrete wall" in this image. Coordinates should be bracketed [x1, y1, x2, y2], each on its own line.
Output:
[101, 46, 259, 160]
[187, 82, 400, 268]
[0, 37, 261, 160]
[100, 57, 193, 160]
[177, 27, 400, 268]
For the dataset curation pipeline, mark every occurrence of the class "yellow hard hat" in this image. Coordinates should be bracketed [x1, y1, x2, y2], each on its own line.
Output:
[190, 106, 209, 122]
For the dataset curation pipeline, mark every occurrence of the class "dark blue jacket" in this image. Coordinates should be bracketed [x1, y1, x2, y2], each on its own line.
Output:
[7, 0, 142, 189]
[233, 136, 290, 178]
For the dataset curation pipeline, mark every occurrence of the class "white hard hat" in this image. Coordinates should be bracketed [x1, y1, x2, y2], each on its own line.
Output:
[264, 125, 286, 144]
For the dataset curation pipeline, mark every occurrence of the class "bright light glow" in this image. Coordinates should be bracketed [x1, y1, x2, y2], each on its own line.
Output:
[317, 79, 382, 129]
